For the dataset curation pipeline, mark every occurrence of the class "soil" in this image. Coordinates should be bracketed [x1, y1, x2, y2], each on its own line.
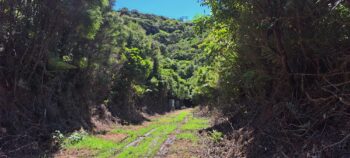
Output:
[54, 149, 97, 158]
[155, 134, 177, 157]
[97, 133, 128, 143]
[126, 128, 157, 147]
[165, 140, 202, 158]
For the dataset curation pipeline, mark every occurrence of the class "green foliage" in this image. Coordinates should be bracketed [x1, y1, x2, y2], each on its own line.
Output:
[64, 130, 89, 146]
[132, 84, 148, 96]
[202, 0, 350, 107]
[123, 47, 153, 82]
[192, 15, 213, 33]
[79, 57, 89, 69]
[100, 0, 109, 8]
[190, 66, 219, 100]
[209, 130, 223, 143]
[85, 6, 104, 39]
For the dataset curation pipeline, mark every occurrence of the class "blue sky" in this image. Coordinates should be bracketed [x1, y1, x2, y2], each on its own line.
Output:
[113, 0, 210, 20]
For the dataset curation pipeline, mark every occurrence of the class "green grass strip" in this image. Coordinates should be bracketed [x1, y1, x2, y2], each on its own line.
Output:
[64, 110, 191, 158]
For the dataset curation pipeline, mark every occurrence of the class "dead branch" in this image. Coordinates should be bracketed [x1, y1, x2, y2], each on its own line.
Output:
[322, 133, 350, 150]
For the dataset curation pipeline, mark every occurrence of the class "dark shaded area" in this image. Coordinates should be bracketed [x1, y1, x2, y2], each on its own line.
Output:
[0, 79, 95, 157]
[201, 101, 350, 158]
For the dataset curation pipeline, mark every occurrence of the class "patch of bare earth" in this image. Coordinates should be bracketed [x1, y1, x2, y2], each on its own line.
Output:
[54, 149, 97, 158]
[165, 139, 202, 158]
[97, 133, 128, 142]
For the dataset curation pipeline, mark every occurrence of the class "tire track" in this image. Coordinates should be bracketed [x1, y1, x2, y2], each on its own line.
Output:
[125, 128, 157, 147]
[155, 114, 189, 158]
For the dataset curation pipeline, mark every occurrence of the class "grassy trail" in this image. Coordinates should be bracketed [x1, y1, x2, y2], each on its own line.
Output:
[57, 109, 209, 158]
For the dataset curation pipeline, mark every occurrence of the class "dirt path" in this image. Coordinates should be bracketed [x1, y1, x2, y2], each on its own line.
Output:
[55, 108, 210, 158]
[155, 116, 188, 157]
[125, 128, 157, 148]
[155, 133, 177, 157]
[158, 113, 209, 158]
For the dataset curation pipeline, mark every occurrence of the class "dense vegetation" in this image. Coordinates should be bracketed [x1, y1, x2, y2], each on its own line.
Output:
[201, 0, 350, 157]
[0, 0, 349, 157]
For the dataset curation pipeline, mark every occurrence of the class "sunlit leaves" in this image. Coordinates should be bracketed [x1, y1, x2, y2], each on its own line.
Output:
[85, 6, 104, 39]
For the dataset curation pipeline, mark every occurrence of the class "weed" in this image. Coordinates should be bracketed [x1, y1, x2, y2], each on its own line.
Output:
[63, 130, 88, 146]
[52, 130, 65, 146]
[209, 130, 223, 143]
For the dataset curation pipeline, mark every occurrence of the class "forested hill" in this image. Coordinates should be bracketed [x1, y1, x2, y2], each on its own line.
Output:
[113, 9, 217, 102]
